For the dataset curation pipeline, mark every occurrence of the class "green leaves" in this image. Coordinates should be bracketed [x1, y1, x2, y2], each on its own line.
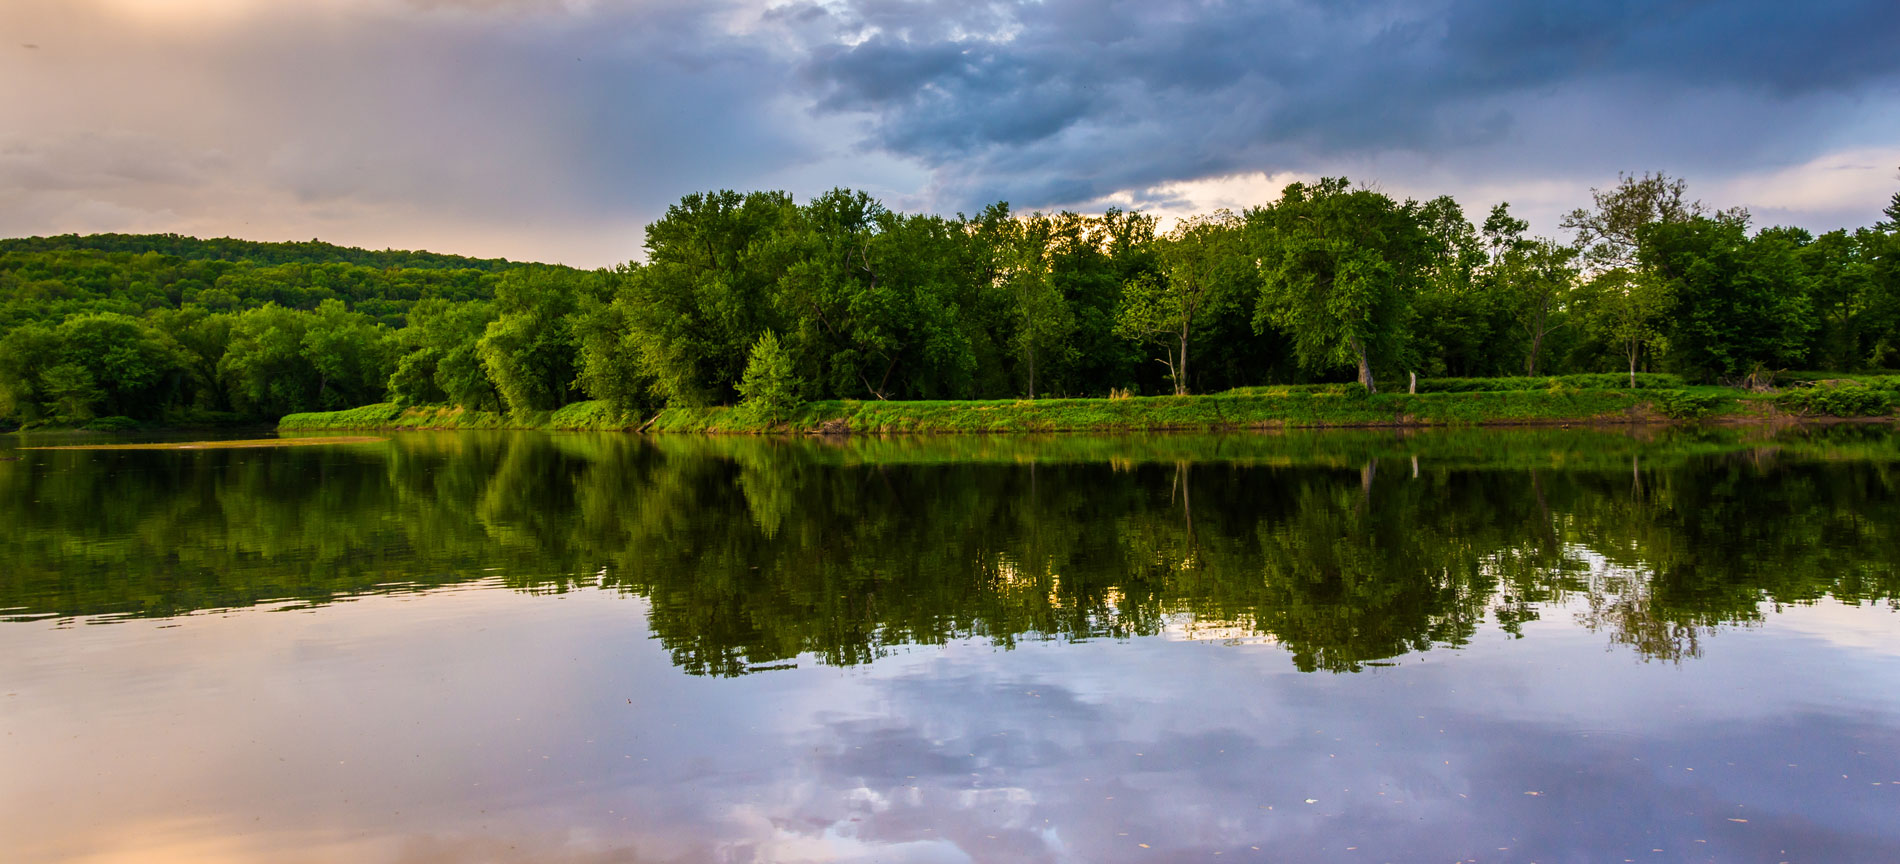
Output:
[4, 172, 1900, 427]
[1639, 216, 1816, 381]
[1249, 178, 1433, 390]
[736, 330, 802, 424]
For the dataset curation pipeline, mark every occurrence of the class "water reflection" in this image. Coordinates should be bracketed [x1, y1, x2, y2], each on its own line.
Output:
[2, 426, 1896, 673]
[5, 589, 1898, 863]
[4, 427, 1900, 862]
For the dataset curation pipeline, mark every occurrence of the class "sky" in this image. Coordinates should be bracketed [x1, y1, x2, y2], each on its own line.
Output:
[3, 0, 1898, 267]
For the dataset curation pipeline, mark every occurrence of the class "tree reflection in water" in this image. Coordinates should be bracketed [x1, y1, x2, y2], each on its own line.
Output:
[2, 426, 1894, 673]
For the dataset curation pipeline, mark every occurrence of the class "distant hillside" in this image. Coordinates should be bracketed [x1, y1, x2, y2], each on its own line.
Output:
[0, 233, 524, 271]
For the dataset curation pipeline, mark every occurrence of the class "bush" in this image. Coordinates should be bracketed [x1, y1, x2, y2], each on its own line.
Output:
[1776, 385, 1894, 418]
[82, 415, 140, 432]
[1414, 373, 1684, 393]
[1651, 390, 1724, 420]
[1222, 383, 1375, 397]
[736, 331, 802, 424]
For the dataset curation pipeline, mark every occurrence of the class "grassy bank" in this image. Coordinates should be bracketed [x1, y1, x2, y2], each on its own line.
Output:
[276, 383, 1877, 434]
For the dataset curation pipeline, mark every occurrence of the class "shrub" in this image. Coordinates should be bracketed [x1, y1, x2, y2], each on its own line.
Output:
[82, 415, 140, 432]
[1414, 373, 1684, 393]
[1776, 385, 1894, 418]
[736, 331, 802, 424]
[1651, 390, 1724, 420]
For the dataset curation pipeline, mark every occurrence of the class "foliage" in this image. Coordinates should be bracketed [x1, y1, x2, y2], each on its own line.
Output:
[388, 298, 500, 410]
[1650, 389, 1725, 420]
[6, 428, 1898, 674]
[1640, 216, 1815, 381]
[478, 267, 602, 414]
[1578, 268, 1672, 385]
[1561, 171, 1742, 273]
[1411, 373, 1685, 392]
[5, 171, 1900, 427]
[1776, 384, 1895, 418]
[736, 331, 803, 423]
[1114, 211, 1249, 395]
[1249, 178, 1434, 391]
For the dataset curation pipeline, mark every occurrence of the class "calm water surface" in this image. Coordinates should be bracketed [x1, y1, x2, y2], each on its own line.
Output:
[3, 427, 1898, 863]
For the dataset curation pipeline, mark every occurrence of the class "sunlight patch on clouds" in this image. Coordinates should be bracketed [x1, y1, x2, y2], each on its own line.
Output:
[1098, 171, 1310, 230]
[1713, 147, 1900, 227]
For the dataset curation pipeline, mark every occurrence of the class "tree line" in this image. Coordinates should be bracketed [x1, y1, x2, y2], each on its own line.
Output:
[3, 172, 1898, 426]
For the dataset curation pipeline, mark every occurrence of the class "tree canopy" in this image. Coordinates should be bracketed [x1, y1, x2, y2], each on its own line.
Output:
[3, 170, 1898, 427]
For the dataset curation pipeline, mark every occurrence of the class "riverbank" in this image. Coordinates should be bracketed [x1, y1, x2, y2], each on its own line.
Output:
[277, 385, 1845, 434]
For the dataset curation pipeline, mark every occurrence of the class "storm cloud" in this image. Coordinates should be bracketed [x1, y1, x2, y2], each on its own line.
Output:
[2, 0, 1896, 265]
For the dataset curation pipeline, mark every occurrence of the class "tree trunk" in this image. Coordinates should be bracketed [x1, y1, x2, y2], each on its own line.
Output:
[1027, 345, 1036, 400]
[1525, 332, 1543, 377]
[1350, 336, 1376, 393]
[1176, 327, 1190, 396]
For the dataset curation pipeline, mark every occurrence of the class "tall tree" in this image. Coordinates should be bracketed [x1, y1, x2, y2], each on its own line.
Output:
[1497, 240, 1580, 376]
[1580, 269, 1672, 385]
[983, 211, 1076, 399]
[56, 313, 180, 418]
[622, 190, 798, 406]
[1639, 217, 1814, 380]
[301, 299, 395, 409]
[1562, 171, 1746, 274]
[388, 298, 502, 410]
[219, 304, 318, 416]
[478, 267, 600, 414]
[1114, 211, 1248, 395]
[1411, 198, 1500, 378]
[0, 324, 63, 422]
[1248, 179, 1433, 391]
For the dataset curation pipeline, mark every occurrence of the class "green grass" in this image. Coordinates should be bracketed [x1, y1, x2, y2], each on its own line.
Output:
[279, 385, 1848, 435]
[279, 403, 517, 430]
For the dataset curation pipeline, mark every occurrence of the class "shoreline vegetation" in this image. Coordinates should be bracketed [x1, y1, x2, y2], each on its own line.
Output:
[7, 172, 1900, 436]
[21, 436, 386, 450]
[277, 379, 1897, 435]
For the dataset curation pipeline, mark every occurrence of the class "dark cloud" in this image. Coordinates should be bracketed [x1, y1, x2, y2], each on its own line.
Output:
[788, 0, 1900, 211]
[1, 0, 1895, 262]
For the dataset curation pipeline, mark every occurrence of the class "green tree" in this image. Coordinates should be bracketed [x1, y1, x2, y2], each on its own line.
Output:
[1639, 217, 1814, 380]
[1114, 211, 1247, 395]
[1497, 239, 1581, 376]
[148, 307, 236, 413]
[38, 363, 102, 423]
[56, 312, 180, 418]
[1562, 171, 1743, 273]
[620, 190, 798, 407]
[736, 330, 802, 423]
[389, 298, 501, 410]
[996, 213, 1075, 399]
[572, 286, 657, 419]
[1790, 229, 1873, 371]
[1248, 178, 1433, 391]
[770, 190, 976, 401]
[0, 324, 63, 422]
[1580, 269, 1672, 385]
[219, 304, 318, 416]
[1408, 197, 1497, 378]
[478, 267, 602, 414]
[302, 299, 395, 409]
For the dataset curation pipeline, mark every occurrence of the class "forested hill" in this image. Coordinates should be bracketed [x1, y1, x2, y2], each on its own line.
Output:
[0, 233, 585, 426]
[0, 233, 519, 271]
[0, 237, 582, 333]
